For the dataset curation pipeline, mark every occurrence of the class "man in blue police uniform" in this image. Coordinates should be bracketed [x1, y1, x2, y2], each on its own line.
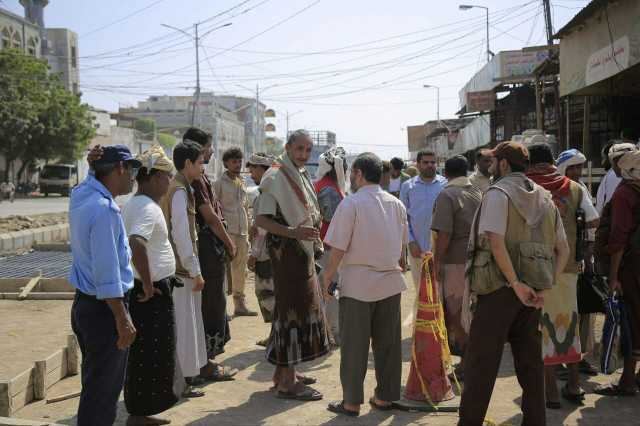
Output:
[69, 145, 141, 426]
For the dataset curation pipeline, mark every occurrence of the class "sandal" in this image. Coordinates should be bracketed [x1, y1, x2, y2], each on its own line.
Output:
[561, 385, 585, 405]
[327, 400, 359, 417]
[277, 385, 323, 401]
[297, 374, 317, 385]
[200, 365, 238, 382]
[182, 386, 205, 398]
[594, 384, 638, 397]
[369, 397, 393, 411]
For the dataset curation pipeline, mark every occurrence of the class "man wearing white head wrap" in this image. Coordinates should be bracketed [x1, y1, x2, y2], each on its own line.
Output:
[121, 145, 180, 425]
[596, 143, 637, 214]
[595, 148, 640, 397]
[556, 149, 587, 178]
[314, 147, 348, 346]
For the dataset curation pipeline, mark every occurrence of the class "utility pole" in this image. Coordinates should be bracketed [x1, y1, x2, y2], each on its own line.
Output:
[542, 0, 554, 46]
[191, 23, 200, 126]
[253, 84, 259, 155]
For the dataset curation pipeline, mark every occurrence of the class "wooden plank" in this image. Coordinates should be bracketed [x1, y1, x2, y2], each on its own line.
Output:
[66, 335, 79, 376]
[9, 383, 34, 416]
[44, 350, 64, 372]
[45, 366, 67, 390]
[33, 361, 46, 401]
[46, 391, 81, 404]
[17, 274, 41, 301]
[8, 368, 33, 398]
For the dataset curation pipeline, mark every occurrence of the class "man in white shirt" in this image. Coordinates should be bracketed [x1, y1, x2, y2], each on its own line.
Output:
[596, 143, 637, 214]
[121, 145, 178, 425]
[0, 181, 15, 203]
[322, 152, 408, 417]
[160, 141, 209, 397]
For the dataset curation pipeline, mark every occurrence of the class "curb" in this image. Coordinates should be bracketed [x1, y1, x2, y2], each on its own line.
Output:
[0, 224, 69, 254]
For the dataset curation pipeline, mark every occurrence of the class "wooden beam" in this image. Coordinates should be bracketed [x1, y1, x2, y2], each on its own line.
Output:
[33, 361, 46, 401]
[17, 274, 41, 301]
[67, 335, 79, 376]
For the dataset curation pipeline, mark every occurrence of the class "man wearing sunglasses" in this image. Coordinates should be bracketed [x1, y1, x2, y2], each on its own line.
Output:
[69, 144, 141, 426]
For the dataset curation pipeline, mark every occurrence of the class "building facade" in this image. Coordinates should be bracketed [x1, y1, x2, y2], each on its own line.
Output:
[0, 1, 79, 93]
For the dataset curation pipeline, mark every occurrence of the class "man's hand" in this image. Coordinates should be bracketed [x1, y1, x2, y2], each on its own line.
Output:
[247, 255, 257, 272]
[249, 225, 258, 242]
[226, 240, 237, 259]
[511, 281, 541, 308]
[87, 145, 103, 165]
[115, 312, 137, 350]
[409, 241, 423, 259]
[137, 281, 161, 303]
[609, 278, 623, 296]
[322, 274, 333, 301]
[193, 275, 205, 292]
[292, 226, 319, 241]
[533, 289, 549, 309]
[399, 256, 407, 272]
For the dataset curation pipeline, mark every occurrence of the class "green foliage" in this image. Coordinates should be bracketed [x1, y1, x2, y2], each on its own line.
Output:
[0, 49, 95, 180]
[157, 133, 177, 149]
[134, 119, 156, 140]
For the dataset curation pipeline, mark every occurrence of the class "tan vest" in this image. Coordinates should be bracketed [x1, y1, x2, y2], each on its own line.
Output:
[469, 192, 558, 295]
[556, 182, 583, 274]
[160, 172, 198, 278]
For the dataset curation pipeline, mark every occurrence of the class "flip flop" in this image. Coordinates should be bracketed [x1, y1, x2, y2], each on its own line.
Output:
[561, 385, 585, 405]
[182, 386, 205, 398]
[369, 397, 393, 411]
[327, 400, 359, 417]
[594, 384, 638, 397]
[200, 366, 238, 382]
[277, 386, 323, 401]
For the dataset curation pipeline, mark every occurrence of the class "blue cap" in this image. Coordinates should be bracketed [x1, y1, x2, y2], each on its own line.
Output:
[93, 145, 142, 168]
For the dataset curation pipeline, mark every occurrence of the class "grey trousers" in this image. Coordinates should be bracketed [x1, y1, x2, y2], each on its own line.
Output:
[339, 294, 402, 405]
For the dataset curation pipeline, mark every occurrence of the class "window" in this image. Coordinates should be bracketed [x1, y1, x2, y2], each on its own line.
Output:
[1, 28, 11, 49]
[27, 37, 38, 56]
[12, 32, 21, 49]
[72, 83, 78, 94]
[71, 46, 77, 68]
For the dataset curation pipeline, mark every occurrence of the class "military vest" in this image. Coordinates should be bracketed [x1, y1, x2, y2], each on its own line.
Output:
[469, 188, 558, 295]
[555, 182, 583, 274]
[160, 172, 198, 278]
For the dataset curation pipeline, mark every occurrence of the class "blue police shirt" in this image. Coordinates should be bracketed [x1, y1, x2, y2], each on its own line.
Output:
[400, 174, 447, 252]
[69, 174, 134, 299]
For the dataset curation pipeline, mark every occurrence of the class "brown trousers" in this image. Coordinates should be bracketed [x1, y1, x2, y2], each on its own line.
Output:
[458, 287, 545, 426]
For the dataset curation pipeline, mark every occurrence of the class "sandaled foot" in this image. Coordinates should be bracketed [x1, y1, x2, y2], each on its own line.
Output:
[594, 384, 638, 397]
[327, 400, 359, 417]
[256, 337, 270, 347]
[561, 385, 585, 404]
[369, 397, 393, 411]
[296, 374, 317, 385]
[277, 384, 323, 401]
[200, 365, 238, 382]
[182, 386, 205, 398]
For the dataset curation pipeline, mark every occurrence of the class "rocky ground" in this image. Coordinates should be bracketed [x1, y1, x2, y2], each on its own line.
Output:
[0, 213, 68, 234]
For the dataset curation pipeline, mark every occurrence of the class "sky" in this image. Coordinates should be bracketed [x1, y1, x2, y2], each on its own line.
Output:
[4, 0, 590, 159]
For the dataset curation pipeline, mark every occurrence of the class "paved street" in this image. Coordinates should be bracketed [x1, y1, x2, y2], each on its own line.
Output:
[0, 196, 69, 218]
[8, 273, 639, 426]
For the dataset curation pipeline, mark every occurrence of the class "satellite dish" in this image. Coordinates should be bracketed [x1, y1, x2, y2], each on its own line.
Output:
[265, 123, 276, 132]
[264, 109, 276, 118]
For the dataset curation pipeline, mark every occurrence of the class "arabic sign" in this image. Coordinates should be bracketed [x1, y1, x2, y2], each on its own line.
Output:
[585, 36, 630, 86]
[500, 48, 550, 78]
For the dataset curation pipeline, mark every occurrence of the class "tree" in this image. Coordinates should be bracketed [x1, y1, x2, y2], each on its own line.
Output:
[0, 49, 95, 181]
[134, 119, 156, 141]
[157, 133, 177, 149]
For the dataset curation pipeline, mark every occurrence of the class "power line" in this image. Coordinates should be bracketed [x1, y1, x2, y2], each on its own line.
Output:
[80, 0, 168, 38]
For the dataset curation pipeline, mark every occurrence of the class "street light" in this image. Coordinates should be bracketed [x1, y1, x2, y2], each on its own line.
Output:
[423, 84, 440, 122]
[459, 4, 492, 63]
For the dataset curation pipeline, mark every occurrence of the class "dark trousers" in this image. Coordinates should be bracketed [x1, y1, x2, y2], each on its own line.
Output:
[339, 294, 402, 405]
[199, 234, 231, 359]
[458, 287, 545, 426]
[71, 292, 128, 426]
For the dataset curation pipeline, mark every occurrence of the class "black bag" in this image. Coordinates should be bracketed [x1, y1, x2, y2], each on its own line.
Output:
[198, 226, 229, 262]
[254, 260, 272, 280]
[577, 272, 608, 314]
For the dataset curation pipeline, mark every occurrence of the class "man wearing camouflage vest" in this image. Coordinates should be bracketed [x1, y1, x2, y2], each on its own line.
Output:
[458, 141, 569, 426]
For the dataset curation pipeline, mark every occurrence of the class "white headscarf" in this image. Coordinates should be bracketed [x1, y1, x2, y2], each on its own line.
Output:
[608, 143, 636, 162]
[618, 151, 640, 181]
[556, 149, 586, 176]
[317, 147, 347, 192]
